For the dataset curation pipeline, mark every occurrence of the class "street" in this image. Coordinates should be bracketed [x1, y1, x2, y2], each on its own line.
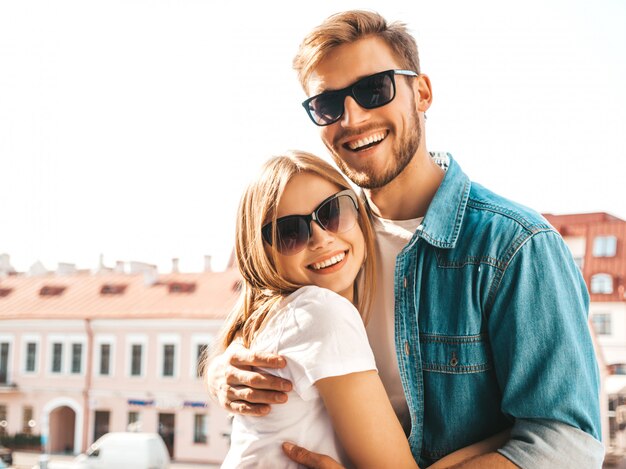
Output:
[7, 451, 220, 469]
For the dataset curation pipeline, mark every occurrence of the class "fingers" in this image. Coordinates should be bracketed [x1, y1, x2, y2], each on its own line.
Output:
[226, 366, 292, 392]
[282, 442, 344, 469]
[230, 350, 287, 369]
[227, 385, 289, 405]
[226, 401, 272, 417]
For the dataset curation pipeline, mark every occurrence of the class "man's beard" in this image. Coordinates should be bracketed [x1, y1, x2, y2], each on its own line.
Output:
[328, 105, 421, 190]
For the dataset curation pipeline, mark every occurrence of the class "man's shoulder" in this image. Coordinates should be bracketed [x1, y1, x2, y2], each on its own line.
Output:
[466, 181, 553, 235]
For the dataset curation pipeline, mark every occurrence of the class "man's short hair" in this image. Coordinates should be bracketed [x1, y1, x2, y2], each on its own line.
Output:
[293, 10, 421, 93]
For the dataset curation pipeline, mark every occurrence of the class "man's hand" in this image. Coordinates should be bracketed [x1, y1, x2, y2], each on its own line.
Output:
[206, 344, 292, 416]
[282, 442, 345, 469]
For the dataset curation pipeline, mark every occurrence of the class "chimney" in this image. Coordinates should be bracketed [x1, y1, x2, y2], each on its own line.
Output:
[172, 258, 179, 274]
[0, 254, 16, 275]
[28, 261, 49, 277]
[57, 263, 77, 276]
[143, 266, 158, 286]
[204, 255, 212, 272]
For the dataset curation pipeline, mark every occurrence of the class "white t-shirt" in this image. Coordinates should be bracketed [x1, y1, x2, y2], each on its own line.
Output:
[366, 214, 423, 435]
[222, 285, 377, 469]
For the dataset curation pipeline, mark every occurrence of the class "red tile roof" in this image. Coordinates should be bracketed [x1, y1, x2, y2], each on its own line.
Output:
[0, 269, 242, 320]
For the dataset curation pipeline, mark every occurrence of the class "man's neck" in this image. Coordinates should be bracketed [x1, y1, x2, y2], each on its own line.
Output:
[365, 151, 445, 221]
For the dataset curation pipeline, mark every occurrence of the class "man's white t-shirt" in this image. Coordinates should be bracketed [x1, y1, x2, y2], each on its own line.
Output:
[222, 286, 377, 469]
[366, 214, 423, 435]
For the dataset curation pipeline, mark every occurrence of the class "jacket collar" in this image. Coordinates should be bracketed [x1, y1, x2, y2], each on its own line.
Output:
[416, 154, 471, 249]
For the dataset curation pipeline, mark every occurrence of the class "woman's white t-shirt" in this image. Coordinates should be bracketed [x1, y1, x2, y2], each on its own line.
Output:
[221, 285, 377, 469]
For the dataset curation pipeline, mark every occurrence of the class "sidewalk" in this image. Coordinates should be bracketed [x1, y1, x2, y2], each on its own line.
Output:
[9, 451, 220, 469]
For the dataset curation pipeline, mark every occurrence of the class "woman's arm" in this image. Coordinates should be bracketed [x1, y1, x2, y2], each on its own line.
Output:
[316, 370, 418, 468]
[315, 371, 511, 469]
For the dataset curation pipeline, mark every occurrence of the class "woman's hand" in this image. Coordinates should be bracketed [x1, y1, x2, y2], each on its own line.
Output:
[206, 343, 293, 415]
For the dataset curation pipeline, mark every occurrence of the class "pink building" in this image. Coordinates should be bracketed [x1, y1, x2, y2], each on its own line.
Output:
[0, 264, 241, 464]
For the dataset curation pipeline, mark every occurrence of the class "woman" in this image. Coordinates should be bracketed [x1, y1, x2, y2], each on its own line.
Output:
[219, 151, 507, 468]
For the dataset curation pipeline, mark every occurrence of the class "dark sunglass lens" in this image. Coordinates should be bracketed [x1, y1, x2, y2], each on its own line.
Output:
[310, 93, 343, 125]
[276, 217, 309, 255]
[317, 196, 357, 233]
[317, 197, 341, 232]
[354, 73, 394, 109]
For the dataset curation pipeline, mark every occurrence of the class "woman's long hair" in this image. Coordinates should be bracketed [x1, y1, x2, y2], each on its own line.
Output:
[221, 150, 377, 348]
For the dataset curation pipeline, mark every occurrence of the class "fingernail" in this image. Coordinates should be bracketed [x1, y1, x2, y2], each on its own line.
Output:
[283, 442, 294, 452]
[276, 357, 286, 367]
[276, 394, 287, 403]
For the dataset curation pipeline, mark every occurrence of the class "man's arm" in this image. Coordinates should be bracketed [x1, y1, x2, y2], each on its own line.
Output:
[487, 230, 603, 467]
[206, 341, 292, 415]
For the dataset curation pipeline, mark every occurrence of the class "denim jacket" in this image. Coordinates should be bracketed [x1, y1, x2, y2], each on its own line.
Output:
[394, 155, 602, 467]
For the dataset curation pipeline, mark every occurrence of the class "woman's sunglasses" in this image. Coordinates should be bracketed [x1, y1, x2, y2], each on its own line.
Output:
[262, 189, 360, 256]
[302, 69, 418, 127]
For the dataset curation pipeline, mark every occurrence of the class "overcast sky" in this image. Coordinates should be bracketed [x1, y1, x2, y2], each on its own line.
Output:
[1, 0, 625, 273]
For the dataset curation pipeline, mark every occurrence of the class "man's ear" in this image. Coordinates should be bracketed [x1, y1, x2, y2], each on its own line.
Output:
[415, 74, 433, 113]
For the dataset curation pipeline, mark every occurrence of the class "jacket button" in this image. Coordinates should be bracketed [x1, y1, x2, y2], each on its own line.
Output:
[403, 277, 408, 288]
[404, 342, 410, 355]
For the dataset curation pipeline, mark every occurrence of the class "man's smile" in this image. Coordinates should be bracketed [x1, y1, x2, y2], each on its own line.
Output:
[344, 131, 389, 152]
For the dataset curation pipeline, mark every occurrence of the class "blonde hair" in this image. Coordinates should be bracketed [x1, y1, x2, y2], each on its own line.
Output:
[222, 150, 376, 348]
[293, 10, 421, 92]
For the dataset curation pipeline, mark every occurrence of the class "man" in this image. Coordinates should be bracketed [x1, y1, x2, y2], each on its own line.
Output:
[208, 10, 603, 468]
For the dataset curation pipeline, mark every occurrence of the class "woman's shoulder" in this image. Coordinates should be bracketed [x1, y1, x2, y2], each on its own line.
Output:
[253, 286, 360, 350]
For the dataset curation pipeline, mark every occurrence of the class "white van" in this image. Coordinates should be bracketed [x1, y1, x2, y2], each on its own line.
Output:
[42, 432, 170, 469]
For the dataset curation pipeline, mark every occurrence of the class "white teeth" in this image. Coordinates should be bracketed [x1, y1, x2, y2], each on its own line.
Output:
[348, 132, 385, 150]
[311, 252, 346, 270]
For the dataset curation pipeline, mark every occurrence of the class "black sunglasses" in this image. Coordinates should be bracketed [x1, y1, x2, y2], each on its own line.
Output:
[262, 189, 360, 256]
[302, 69, 418, 126]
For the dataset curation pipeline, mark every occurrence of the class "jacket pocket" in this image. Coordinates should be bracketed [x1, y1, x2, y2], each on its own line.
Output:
[420, 332, 492, 374]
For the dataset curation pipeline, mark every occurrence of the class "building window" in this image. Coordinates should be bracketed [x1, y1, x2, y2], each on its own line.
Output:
[0, 404, 7, 436]
[593, 236, 617, 257]
[39, 285, 66, 297]
[0, 343, 9, 384]
[591, 274, 614, 294]
[51, 343, 63, 373]
[193, 414, 208, 444]
[25, 342, 37, 373]
[196, 344, 208, 378]
[163, 345, 175, 377]
[592, 313, 612, 335]
[168, 282, 196, 293]
[94, 410, 110, 441]
[128, 411, 140, 431]
[131, 344, 143, 376]
[22, 406, 34, 434]
[71, 343, 83, 374]
[99, 344, 111, 376]
[100, 284, 127, 295]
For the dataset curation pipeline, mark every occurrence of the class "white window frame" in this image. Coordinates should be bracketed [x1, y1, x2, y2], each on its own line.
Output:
[70, 342, 84, 374]
[591, 312, 612, 336]
[21, 334, 41, 375]
[593, 236, 617, 257]
[0, 334, 14, 385]
[193, 412, 209, 444]
[48, 335, 65, 375]
[66, 335, 87, 376]
[591, 273, 614, 294]
[94, 335, 116, 378]
[157, 334, 180, 379]
[190, 334, 213, 379]
[126, 334, 148, 379]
